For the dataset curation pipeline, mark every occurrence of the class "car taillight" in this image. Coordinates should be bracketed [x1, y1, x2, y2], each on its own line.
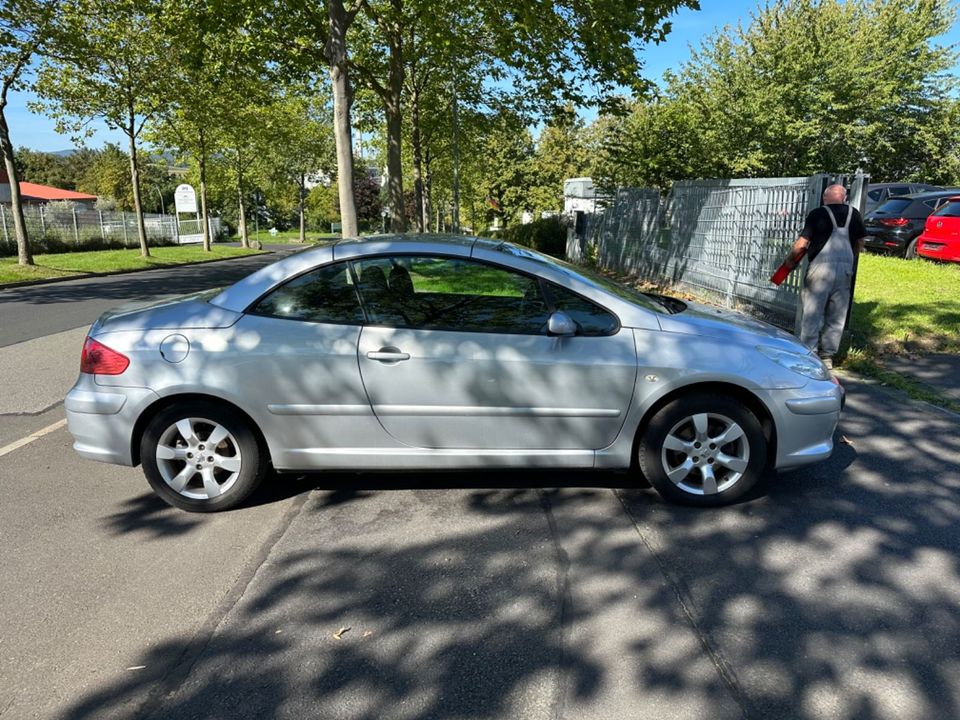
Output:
[879, 218, 909, 227]
[80, 337, 129, 375]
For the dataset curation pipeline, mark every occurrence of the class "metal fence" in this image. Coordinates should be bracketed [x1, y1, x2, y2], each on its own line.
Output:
[0, 203, 226, 257]
[569, 173, 868, 332]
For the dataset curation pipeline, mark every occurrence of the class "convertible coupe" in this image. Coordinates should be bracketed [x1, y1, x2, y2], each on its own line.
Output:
[66, 235, 842, 511]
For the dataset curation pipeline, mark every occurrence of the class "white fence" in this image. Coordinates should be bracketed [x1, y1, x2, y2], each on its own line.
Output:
[0, 203, 226, 256]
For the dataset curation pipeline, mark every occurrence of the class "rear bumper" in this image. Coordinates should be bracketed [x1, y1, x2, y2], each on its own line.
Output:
[863, 230, 916, 254]
[65, 375, 159, 466]
[917, 235, 960, 262]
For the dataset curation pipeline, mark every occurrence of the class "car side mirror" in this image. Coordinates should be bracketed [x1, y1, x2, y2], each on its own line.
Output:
[547, 311, 577, 337]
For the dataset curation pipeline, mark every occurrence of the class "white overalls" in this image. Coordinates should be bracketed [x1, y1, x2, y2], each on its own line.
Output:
[800, 205, 854, 359]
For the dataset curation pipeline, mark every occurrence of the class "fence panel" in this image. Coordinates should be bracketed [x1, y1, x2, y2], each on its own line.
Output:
[0, 204, 226, 257]
[577, 173, 868, 332]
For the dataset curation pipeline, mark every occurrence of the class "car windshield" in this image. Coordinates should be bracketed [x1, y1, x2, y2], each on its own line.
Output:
[496, 243, 683, 314]
[870, 198, 912, 215]
[933, 200, 960, 217]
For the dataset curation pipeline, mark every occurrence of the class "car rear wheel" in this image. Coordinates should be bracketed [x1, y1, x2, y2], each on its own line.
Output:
[140, 401, 267, 512]
[638, 394, 767, 507]
[904, 238, 918, 259]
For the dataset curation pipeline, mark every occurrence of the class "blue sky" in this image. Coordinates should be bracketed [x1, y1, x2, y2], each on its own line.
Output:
[7, 0, 960, 152]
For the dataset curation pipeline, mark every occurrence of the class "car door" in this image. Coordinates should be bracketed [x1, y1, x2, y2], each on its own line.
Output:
[353, 254, 637, 451]
[232, 260, 389, 467]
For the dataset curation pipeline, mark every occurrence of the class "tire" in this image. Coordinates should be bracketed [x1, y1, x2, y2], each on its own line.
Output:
[638, 394, 767, 507]
[140, 401, 267, 512]
[904, 239, 918, 259]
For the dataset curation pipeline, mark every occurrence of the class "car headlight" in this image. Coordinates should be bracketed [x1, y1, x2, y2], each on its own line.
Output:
[757, 346, 830, 381]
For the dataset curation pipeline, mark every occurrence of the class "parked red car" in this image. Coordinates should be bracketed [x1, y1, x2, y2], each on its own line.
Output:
[917, 196, 960, 263]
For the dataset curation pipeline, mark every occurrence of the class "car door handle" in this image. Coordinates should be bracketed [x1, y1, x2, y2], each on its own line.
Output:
[366, 348, 411, 362]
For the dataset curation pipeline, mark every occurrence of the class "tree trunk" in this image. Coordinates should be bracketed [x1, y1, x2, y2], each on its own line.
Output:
[237, 159, 248, 248]
[199, 129, 211, 252]
[299, 173, 307, 243]
[424, 148, 433, 234]
[384, 13, 406, 232]
[127, 113, 149, 258]
[327, 0, 358, 237]
[0, 100, 32, 265]
[450, 71, 461, 234]
[410, 76, 425, 233]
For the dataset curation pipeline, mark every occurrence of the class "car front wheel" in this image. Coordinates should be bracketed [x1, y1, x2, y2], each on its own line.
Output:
[140, 401, 267, 512]
[638, 394, 767, 507]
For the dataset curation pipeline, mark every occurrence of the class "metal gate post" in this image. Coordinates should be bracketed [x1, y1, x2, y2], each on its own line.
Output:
[72, 208, 80, 246]
[99, 211, 105, 241]
[0, 204, 8, 246]
[122, 211, 128, 245]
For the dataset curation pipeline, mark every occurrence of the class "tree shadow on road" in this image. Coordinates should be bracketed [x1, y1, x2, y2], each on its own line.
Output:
[71, 381, 960, 720]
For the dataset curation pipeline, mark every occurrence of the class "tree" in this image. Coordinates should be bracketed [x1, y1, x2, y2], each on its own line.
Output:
[259, 91, 336, 243]
[526, 113, 589, 215]
[604, 0, 960, 187]
[474, 111, 535, 228]
[33, 0, 168, 257]
[149, 1, 270, 251]
[1, 0, 56, 265]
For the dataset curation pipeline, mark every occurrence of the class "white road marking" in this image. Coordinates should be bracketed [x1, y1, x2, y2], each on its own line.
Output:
[0, 419, 68, 459]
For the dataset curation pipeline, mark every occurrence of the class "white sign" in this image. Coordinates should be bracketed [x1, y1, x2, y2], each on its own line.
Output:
[174, 184, 198, 214]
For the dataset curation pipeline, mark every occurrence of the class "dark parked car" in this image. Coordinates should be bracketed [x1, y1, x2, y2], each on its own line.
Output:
[864, 182, 940, 214]
[863, 189, 960, 258]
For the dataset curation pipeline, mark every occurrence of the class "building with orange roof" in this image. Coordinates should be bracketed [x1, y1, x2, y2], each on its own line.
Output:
[0, 170, 97, 207]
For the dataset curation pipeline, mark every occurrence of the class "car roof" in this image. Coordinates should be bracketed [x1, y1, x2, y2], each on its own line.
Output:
[885, 188, 960, 200]
[869, 181, 934, 188]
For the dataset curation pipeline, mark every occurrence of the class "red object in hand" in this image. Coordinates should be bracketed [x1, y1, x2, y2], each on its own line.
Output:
[770, 263, 791, 286]
[770, 248, 806, 286]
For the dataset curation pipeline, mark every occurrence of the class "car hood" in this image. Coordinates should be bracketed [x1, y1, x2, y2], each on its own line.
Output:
[92, 290, 243, 334]
[656, 299, 803, 349]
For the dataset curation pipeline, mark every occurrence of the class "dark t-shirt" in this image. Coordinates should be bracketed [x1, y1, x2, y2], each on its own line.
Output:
[800, 204, 866, 262]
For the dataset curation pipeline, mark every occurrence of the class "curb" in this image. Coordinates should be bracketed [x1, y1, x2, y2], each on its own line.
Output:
[0, 249, 271, 290]
[838, 368, 960, 420]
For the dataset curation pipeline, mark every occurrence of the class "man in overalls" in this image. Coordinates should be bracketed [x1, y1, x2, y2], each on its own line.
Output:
[779, 184, 866, 369]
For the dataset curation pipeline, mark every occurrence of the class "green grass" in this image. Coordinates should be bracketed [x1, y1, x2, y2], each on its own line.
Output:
[0, 245, 265, 286]
[851, 253, 960, 354]
[229, 230, 340, 245]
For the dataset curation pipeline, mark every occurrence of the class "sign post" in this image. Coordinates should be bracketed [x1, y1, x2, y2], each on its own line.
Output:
[174, 184, 203, 244]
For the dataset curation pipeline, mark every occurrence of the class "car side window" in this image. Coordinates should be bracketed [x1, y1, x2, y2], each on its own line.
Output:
[890, 186, 910, 196]
[545, 283, 619, 336]
[351, 255, 550, 335]
[249, 262, 364, 325]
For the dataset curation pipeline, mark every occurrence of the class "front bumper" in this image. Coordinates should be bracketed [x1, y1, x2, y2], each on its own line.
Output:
[769, 383, 843, 471]
[65, 374, 159, 466]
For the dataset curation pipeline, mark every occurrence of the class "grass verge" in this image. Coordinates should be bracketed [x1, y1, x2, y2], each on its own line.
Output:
[0, 245, 265, 286]
[850, 253, 960, 354]
[229, 230, 340, 245]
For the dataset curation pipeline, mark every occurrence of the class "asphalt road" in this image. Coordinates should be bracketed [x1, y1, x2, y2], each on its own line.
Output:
[0, 252, 958, 719]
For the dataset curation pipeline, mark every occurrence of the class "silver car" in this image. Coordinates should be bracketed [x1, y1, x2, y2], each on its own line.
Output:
[65, 235, 842, 511]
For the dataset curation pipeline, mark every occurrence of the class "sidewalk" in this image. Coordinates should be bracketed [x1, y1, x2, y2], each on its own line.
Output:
[878, 352, 960, 405]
